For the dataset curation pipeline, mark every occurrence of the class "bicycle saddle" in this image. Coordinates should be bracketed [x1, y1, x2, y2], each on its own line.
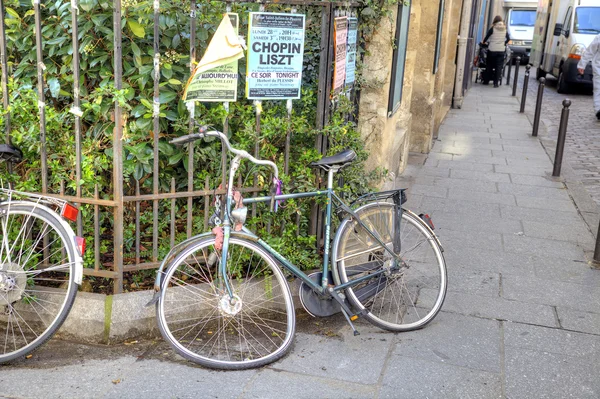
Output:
[0, 144, 22, 163]
[311, 149, 357, 169]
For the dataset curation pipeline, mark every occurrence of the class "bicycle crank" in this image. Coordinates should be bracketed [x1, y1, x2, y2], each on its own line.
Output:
[0, 262, 26, 305]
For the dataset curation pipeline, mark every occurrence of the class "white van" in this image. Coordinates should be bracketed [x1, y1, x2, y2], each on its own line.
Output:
[504, 1, 537, 63]
[531, 0, 600, 93]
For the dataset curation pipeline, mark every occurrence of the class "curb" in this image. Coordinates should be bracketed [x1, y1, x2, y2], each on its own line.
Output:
[58, 279, 308, 344]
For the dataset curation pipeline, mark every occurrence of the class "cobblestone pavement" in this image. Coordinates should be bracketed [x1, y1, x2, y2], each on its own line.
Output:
[508, 66, 600, 206]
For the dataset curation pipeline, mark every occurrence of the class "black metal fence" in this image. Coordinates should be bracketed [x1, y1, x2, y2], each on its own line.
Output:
[0, 0, 360, 293]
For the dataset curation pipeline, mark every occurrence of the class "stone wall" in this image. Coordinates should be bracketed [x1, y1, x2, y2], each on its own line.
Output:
[357, 6, 414, 185]
[409, 0, 462, 153]
[358, 0, 462, 180]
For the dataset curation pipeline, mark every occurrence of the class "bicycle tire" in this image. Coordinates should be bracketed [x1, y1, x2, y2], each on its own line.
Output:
[156, 236, 296, 370]
[332, 202, 447, 331]
[0, 202, 79, 363]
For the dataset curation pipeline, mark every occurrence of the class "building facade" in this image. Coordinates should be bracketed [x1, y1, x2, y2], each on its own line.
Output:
[357, 0, 472, 181]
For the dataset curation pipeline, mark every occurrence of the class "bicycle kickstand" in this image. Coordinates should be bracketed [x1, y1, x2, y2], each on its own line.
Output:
[340, 308, 360, 336]
[327, 287, 361, 336]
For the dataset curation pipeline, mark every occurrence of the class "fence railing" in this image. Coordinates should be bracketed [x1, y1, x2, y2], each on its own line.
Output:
[0, 0, 361, 293]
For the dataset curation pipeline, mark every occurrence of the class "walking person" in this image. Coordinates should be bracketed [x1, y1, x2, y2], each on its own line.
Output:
[577, 33, 600, 120]
[482, 16, 511, 88]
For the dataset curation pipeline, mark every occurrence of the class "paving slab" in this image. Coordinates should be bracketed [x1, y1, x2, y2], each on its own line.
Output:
[393, 313, 501, 373]
[272, 324, 394, 385]
[503, 234, 586, 260]
[432, 212, 522, 235]
[448, 188, 516, 206]
[441, 292, 558, 327]
[497, 182, 570, 200]
[244, 369, 377, 399]
[557, 308, 600, 335]
[380, 357, 502, 399]
[437, 160, 496, 172]
[499, 204, 579, 225]
[435, 229, 504, 252]
[443, 247, 536, 277]
[447, 267, 500, 298]
[419, 196, 503, 219]
[451, 168, 512, 182]
[502, 275, 600, 313]
[522, 220, 595, 247]
[414, 175, 499, 193]
[504, 346, 600, 398]
[452, 155, 508, 165]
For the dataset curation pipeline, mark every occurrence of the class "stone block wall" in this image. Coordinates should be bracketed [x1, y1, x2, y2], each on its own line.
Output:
[357, 6, 414, 185]
[358, 0, 463, 180]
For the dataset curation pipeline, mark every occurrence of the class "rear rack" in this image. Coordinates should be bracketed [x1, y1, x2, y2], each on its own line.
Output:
[350, 189, 407, 209]
[0, 187, 69, 213]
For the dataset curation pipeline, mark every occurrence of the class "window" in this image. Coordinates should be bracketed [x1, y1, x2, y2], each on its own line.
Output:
[433, 0, 445, 74]
[509, 10, 536, 27]
[564, 7, 572, 32]
[388, 1, 411, 116]
[573, 7, 600, 34]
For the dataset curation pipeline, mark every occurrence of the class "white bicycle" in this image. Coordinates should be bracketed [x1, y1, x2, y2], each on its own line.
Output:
[0, 144, 84, 363]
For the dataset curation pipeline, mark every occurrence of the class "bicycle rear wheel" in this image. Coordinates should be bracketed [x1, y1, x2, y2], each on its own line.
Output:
[157, 236, 295, 370]
[0, 203, 79, 363]
[333, 202, 447, 331]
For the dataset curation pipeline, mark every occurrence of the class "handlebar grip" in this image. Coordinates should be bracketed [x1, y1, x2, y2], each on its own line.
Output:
[169, 133, 203, 145]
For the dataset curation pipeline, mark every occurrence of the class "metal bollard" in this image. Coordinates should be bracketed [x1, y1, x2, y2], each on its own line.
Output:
[506, 56, 513, 86]
[512, 57, 521, 96]
[552, 99, 571, 177]
[520, 65, 531, 113]
[532, 77, 545, 137]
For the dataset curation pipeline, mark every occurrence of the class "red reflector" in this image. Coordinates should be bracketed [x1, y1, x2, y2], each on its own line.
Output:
[419, 214, 435, 230]
[568, 54, 581, 60]
[75, 236, 86, 256]
[61, 203, 79, 222]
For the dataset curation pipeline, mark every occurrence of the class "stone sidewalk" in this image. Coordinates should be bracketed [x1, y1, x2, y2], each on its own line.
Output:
[1, 83, 600, 398]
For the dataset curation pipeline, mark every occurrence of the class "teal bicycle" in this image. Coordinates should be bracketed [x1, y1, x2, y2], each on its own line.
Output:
[150, 127, 447, 370]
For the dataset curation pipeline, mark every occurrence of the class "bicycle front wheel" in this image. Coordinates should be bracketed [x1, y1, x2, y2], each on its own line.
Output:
[157, 236, 296, 370]
[333, 202, 447, 332]
[0, 203, 79, 363]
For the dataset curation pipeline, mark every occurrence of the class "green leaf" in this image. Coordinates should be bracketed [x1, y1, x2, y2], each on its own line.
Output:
[158, 141, 173, 156]
[134, 163, 145, 180]
[168, 79, 181, 85]
[140, 98, 152, 109]
[131, 104, 146, 118]
[79, 0, 98, 12]
[161, 67, 173, 79]
[127, 20, 145, 38]
[198, 27, 208, 41]
[136, 118, 152, 130]
[159, 91, 177, 104]
[168, 152, 183, 165]
[47, 78, 60, 98]
[5, 7, 19, 19]
[130, 41, 141, 57]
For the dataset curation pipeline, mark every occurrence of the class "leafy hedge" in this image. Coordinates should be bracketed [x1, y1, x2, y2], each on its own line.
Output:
[0, 0, 397, 291]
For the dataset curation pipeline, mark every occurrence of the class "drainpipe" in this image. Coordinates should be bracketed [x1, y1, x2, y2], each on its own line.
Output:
[452, 0, 475, 109]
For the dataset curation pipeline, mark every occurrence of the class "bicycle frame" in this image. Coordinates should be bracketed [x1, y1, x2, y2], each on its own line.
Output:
[219, 164, 403, 299]
[150, 130, 404, 307]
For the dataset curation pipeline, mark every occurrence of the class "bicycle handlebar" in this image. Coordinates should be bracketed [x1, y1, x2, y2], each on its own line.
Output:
[170, 127, 279, 180]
